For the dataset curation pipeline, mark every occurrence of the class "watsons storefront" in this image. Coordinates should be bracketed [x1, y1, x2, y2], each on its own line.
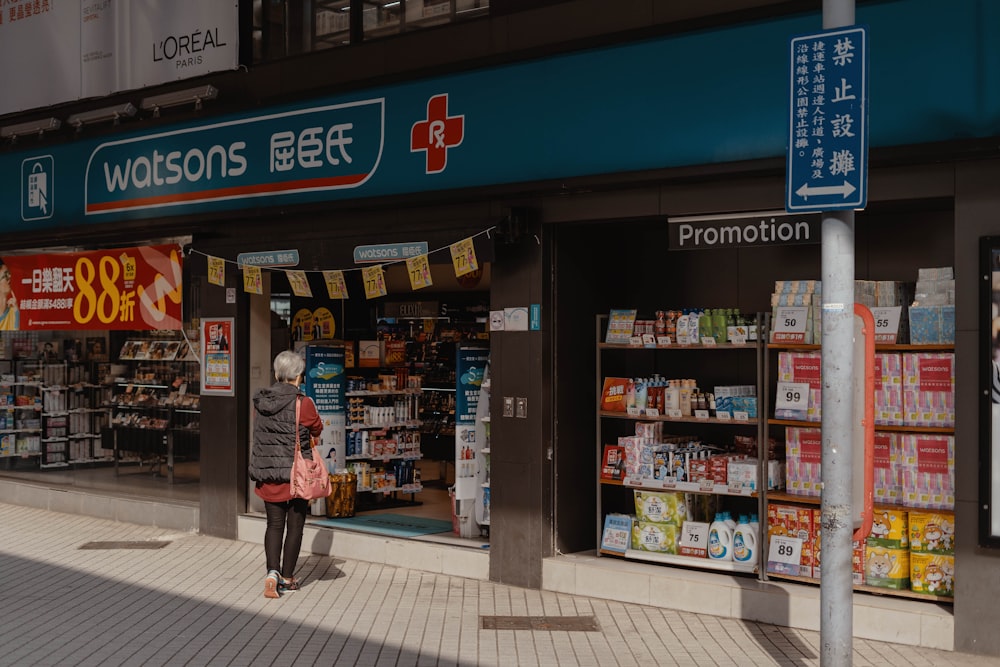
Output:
[2, 1, 1000, 655]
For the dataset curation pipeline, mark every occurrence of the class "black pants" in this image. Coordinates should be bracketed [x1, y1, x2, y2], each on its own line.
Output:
[263, 498, 309, 578]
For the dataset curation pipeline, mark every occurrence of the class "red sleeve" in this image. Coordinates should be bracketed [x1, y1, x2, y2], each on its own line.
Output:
[299, 396, 323, 437]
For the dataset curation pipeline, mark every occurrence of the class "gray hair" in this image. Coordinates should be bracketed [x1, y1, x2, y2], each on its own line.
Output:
[273, 350, 305, 382]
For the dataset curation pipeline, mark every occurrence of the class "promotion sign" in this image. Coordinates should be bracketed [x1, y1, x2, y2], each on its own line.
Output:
[303, 344, 346, 471]
[0, 243, 183, 331]
[201, 317, 233, 396]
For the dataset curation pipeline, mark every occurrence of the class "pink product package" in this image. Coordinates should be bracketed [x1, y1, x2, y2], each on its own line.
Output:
[902, 353, 955, 427]
[775, 352, 823, 421]
[874, 353, 904, 426]
[899, 434, 955, 510]
[873, 431, 901, 503]
[785, 426, 822, 497]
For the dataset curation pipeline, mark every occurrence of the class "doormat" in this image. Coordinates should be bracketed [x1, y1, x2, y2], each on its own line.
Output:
[313, 513, 453, 538]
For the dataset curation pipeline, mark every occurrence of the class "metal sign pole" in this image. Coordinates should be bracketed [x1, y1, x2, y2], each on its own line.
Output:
[820, 3, 855, 667]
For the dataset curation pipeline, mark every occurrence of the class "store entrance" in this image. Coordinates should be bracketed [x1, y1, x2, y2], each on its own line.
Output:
[262, 263, 491, 547]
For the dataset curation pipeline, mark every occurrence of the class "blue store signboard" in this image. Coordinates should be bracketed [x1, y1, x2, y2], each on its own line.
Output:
[0, 1, 997, 233]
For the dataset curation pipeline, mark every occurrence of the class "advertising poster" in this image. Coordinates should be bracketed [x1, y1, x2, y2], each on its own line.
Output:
[1, 0, 239, 117]
[303, 343, 346, 472]
[455, 347, 488, 496]
[201, 317, 233, 396]
[0, 243, 182, 331]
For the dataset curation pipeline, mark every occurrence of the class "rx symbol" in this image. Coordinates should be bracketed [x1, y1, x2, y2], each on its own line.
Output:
[411, 93, 464, 174]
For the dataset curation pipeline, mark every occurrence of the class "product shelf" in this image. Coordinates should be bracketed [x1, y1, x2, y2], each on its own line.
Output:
[347, 420, 421, 430]
[611, 548, 758, 574]
[600, 410, 757, 426]
[765, 571, 953, 603]
[599, 342, 757, 351]
[767, 343, 955, 352]
[765, 491, 935, 516]
[601, 477, 760, 498]
[596, 312, 767, 579]
[768, 417, 953, 435]
[764, 328, 958, 607]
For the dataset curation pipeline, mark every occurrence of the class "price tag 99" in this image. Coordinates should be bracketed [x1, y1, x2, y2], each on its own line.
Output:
[775, 381, 810, 413]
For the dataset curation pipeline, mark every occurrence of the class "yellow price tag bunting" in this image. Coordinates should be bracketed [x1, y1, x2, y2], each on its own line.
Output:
[323, 270, 348, 299]
[362, 265, 387, 299]
[406, 254, 433, 290]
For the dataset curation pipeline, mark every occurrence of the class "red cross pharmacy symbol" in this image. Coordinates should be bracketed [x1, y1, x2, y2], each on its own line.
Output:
[411, 93, 464, 174]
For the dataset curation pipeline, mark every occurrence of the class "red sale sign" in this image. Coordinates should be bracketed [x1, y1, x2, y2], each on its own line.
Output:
[0, 244, 183, 331]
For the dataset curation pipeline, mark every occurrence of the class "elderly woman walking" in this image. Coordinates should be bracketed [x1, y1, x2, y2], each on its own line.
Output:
[249, 350, 323, 598]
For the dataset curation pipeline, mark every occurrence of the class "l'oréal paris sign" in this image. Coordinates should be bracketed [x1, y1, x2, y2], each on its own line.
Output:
[668, 211, 821, 250]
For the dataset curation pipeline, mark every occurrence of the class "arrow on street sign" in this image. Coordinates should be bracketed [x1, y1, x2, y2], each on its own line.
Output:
[795, 181, 857, 199]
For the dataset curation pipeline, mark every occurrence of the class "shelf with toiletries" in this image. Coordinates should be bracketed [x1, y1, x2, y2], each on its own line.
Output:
[596, 310, 773, 574]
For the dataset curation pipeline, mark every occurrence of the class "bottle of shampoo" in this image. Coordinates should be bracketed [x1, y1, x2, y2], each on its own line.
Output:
[676, 311, 690, 345]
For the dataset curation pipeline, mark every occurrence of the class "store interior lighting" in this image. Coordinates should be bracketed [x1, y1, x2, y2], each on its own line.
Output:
[140, 85, 218, 117]
[67, 102, 137, 129]
[0, 117, 62, 141]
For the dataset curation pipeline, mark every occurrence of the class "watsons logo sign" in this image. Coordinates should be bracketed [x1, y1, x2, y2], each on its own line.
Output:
[668, 211, 821, 250]
[84, 99, 385, 215]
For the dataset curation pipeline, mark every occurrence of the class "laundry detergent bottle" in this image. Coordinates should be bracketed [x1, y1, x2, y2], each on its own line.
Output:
[708, 512, 733, 561]
[733, 515, 757, 564]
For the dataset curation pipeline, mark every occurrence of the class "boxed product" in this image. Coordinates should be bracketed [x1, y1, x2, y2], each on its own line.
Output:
[785, 426, 822, 497]
[873, 432, 901, 504]
[724, 457, 785, 491]
[632, 520, 679, 553]
[867, 508, 908, 548]
[899, 434, 955, 510]
[910, 553, 955, 596]
[873, 353, 904, 426]
[865, 545, 910, 590]
[767, 503, 814, 577]
[902, 353, 955, 427]
[908, 510, 955, 554]
[634, 490, 686, 525]
[775, 352, 822, 421]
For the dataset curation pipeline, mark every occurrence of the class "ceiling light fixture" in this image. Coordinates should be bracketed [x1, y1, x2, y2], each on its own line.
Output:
[67, 102, 137, 129]
[0, 117, 62, 141]
[140, 84, 218, 117]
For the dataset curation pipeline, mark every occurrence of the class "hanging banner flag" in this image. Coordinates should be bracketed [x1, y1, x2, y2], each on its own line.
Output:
[450, 237, 479, 277]
[323, 270, 348, 299]
[0, 243, 183, 331]
[207, 256, 225, 287]
[243, 265, 262, 294]
[362, 265, 387, 299]
[286, 270, 312, 297]
[406, 254, 433, 291]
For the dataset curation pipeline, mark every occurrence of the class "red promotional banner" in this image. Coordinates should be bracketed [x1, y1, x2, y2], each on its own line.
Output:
[0, 244, 183, 331]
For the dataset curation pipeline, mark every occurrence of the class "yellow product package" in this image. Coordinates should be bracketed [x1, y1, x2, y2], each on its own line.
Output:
[632, 520, 679, 553]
